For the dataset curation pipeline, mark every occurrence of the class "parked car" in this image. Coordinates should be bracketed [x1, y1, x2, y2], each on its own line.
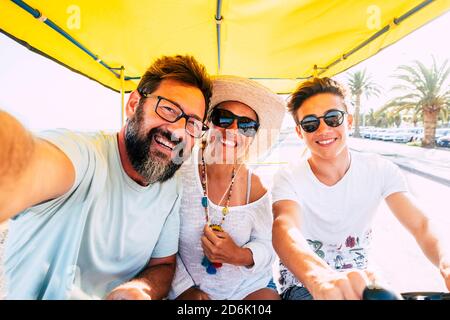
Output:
[374, 128, 387, 140]
[437, 134, 450, 147]
[393, 128, 421, 143]
[379, 128, 395, 141]
[411, 128, 424, 142]
[370, 128, 385, 139]
[363, 128, 373, 139]
[436, 128, 450, 142]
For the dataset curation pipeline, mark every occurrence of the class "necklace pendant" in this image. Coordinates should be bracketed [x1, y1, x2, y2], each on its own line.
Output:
[202, 255, 220, 274]
[206, 264, 217, 275]
[201, 196, 208, 208]
[210, 224, 223, 232]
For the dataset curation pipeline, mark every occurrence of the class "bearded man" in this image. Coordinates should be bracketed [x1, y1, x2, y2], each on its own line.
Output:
[0, 55, 212, 300]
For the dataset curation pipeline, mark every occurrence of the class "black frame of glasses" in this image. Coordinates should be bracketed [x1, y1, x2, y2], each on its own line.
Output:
[298, 109, 347, 133]
[137, 88, 209, 138]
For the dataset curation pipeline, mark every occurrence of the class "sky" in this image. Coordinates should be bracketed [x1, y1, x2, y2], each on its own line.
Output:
[335, 11, 450, 116]
[0, 11, 449, 132]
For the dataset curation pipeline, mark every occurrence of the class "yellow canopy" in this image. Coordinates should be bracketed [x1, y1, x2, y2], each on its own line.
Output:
[1, 0, 449, 94]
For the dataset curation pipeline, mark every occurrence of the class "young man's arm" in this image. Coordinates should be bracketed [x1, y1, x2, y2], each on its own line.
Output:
[386, 192, 450, 290]
[106, 255, 176, 300]
[0, 110, 75, 222]
[272, 200, 370, 300]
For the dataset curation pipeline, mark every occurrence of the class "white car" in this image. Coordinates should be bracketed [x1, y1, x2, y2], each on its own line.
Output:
[374, 128, 388, 140]
[437, 134, 450, 147]
[381, 128, 404, 141]
[436, 128, 450, 142]
[393, 128, 420, 143]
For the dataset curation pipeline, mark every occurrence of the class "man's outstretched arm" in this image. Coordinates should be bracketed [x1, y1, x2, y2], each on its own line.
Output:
[106, 255, 176, 300]
[386, 192, 450, 290]
[0, 110, 75, 222]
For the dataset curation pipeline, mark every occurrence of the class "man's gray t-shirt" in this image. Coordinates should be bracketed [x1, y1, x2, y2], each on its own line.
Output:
[5, 130, 181, 299]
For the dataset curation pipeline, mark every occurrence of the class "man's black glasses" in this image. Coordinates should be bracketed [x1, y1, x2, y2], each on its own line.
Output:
[138, 88, 208, 138]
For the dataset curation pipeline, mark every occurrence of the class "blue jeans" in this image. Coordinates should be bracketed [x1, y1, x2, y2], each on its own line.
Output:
[281, 286, 314, 300]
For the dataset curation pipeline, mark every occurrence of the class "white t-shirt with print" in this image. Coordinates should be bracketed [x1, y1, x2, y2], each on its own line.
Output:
[271, 151, 408, 293]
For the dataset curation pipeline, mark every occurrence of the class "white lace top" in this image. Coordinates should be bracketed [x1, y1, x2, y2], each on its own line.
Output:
[168, 147, 275, 300]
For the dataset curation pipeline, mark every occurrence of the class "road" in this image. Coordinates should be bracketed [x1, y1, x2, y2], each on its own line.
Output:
[254, 132, 450, 293]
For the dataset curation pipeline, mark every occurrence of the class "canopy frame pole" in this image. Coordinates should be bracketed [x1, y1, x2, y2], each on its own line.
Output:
[120, 66, 126, 126]
[215, 0, 223, 74]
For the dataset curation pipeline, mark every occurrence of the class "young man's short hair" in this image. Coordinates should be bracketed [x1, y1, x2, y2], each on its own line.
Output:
[287, 77, 348, 123]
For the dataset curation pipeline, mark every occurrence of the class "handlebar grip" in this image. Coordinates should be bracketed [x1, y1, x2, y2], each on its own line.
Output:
[362, 286, 403, 300]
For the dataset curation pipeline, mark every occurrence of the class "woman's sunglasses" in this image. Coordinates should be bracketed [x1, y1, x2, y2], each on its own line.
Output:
[210, 108, 260, 137]
[298, 109, 347, 133]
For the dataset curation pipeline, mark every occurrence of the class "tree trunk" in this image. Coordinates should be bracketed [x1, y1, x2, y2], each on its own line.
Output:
[422, 106, 438, 148]
[353, 94, 361, 138]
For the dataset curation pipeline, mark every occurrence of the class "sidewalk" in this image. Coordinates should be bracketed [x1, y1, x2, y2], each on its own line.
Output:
[348, 138, 450, 187]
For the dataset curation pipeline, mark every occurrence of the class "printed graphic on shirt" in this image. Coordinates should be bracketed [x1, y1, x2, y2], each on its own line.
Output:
[279, 229, 372, 293]
[307, 239, 325, 258]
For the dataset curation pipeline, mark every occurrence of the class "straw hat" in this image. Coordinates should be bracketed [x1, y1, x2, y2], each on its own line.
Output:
[208, 75, 286, 161]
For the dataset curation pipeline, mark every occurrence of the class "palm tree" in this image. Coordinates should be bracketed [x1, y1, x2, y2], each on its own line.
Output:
[383, 58, 450, 147]
[346, 69, 381, 138]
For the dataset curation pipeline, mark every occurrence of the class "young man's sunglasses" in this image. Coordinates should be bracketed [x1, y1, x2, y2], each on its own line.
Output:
[210, 108, 260, 137]
[298, 109, 347, 133]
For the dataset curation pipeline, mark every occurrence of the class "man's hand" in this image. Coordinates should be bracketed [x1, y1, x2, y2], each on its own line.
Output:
[201, 225, 253, 266]
[307, 269, 372, 300]
[106, 255, 176, 300]
[176, 287, 210, 300]
[106, 280, 152, 300]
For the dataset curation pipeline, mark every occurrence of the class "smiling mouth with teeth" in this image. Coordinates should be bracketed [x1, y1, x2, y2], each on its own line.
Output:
[154, 134, 175, 150]
[316, 138, 337, 146]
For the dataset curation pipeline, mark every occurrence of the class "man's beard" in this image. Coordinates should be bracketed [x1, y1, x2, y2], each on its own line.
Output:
[124, 108, 184, 184]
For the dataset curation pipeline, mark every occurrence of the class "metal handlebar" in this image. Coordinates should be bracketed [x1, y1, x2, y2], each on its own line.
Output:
[363, 286, 450, 300]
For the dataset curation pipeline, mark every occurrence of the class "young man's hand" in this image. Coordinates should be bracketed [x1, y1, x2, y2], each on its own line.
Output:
[439, 259, 450, 291]
[307, 269, 373, 300]
[105, 280, 152, 300]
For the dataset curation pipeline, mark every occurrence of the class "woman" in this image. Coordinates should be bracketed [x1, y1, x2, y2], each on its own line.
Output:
[168, 75, 285, 300]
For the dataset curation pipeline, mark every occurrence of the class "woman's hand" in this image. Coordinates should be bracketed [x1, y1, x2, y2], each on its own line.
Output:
[201, 225, 254, 267]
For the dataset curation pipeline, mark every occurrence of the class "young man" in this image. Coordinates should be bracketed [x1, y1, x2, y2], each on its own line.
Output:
[0, 55, 212, 299]
[272, 77, 450, 300]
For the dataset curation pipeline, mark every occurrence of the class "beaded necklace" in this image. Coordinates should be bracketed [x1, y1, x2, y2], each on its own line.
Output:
[200, 143, 238, 274]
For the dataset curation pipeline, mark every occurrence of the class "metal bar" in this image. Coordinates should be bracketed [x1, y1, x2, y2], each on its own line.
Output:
[120, 66, 125, 126]
[215, 0, 223, 74]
